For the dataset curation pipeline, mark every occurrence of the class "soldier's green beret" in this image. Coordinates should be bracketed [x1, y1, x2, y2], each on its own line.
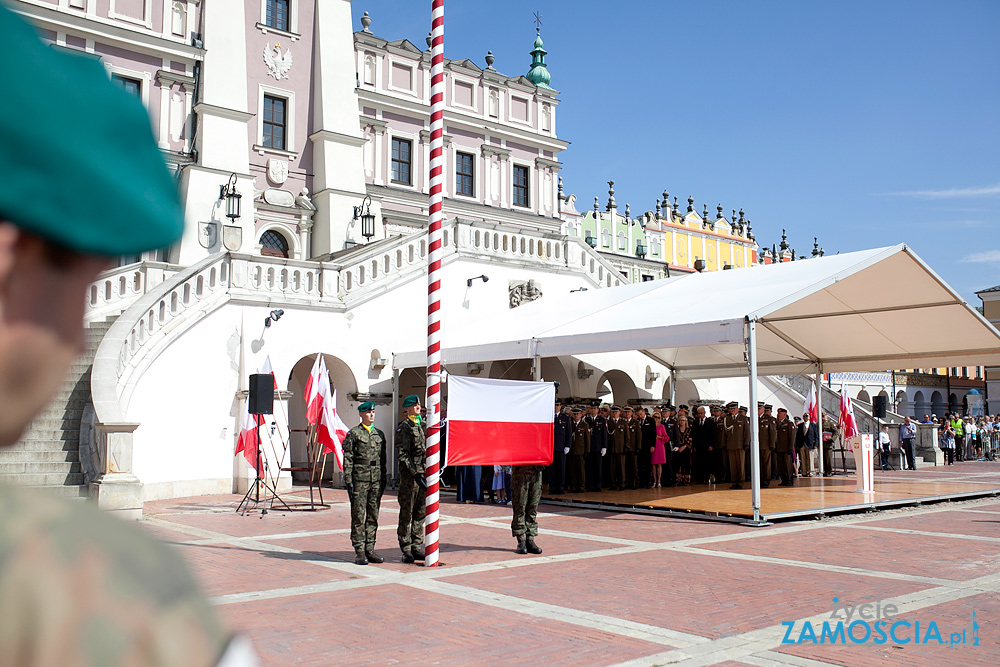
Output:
[0, 4, 184, 256]
[358, 401, 375, 412]
[402, 394, 420, 408]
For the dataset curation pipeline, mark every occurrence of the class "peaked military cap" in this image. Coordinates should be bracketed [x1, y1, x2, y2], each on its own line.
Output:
[757, 401, 765, 408]
[571, 407, 583, 414]
[0, 4, 184, 256]
[402, 394, 420, 408]
[726, 401, 738, 409]
[764, 404, 773, 410]
[739, 406, 748, 412]
[777, 407, 788, 413]
[555, 397, 562, 404]
[610, 405, 621, 411]
[358, 401, 375, 412]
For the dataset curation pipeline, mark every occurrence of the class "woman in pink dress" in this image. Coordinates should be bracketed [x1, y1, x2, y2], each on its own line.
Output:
[651, 411, 669, 487]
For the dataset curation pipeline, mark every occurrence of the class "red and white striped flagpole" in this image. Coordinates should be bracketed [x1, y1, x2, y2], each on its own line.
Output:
[424, 0, 445, 568]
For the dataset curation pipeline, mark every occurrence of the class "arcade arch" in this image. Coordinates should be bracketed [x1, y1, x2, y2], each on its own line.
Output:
[596, 369, 638, 406]
[288, 353, 357, 481]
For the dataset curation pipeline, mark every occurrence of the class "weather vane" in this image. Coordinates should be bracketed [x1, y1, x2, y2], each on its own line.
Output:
[533, 11, 543, 29]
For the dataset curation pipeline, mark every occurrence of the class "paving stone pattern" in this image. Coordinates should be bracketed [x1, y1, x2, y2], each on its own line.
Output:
[140, 467, 1000, 666]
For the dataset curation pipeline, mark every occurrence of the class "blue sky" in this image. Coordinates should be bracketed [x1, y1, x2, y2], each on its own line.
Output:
[359, 0, 999, 303]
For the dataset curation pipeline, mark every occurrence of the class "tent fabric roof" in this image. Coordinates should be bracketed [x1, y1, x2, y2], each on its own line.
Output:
[393, 244, 1000, 378]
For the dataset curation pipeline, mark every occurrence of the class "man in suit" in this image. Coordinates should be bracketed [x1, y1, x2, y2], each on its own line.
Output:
[638, 408, 656, 488]
[691, 406, 716, 484]
[712, 405, 728, 483]
[624, 407, 640, 489]
[758, 403, 777, 487]
[567, 407, 590, 492]
[586, 404, 607, 491]
[725, 402, 751, 489]
[796, 413, 818, 476]
[774, 408, 795, 486]
[606, 406, 627, 491]
[549, 399, 571, 494]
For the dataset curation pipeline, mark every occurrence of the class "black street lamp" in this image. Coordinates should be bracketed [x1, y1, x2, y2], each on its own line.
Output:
[353, 195, 376, 241]
[219, 173, 241, 221]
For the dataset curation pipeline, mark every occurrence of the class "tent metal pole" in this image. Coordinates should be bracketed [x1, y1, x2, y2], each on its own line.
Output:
[747, 316, 762, 524]
[391, 365, 400, 484]
[815, 363, 824, 476]
[670, 374, 676, 406]
[532, 355, 541, 382]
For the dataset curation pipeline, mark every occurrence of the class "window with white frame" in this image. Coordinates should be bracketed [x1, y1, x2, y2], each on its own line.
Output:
[266, 0, 290, 32]
[262, 94, 287, 150]
[512, 164, 529, 207]
[363, 54, 376, 85]
[601, 228, 610, 248]
[455, 151, 474, 197]
[488, 89, 499, 118]
[112, 73, 142, 98]
[392, 137, 412, 185]
[617, 231, 627, 250]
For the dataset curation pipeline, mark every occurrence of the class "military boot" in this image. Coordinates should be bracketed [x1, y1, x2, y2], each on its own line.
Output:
[411, 547, 425, 561]
[525, 538, 543, 555]
[401, 549, 415, 564]
[365, 551, 384, 564]
[515, 537, 527, 554]
[354, 550, 368, 566]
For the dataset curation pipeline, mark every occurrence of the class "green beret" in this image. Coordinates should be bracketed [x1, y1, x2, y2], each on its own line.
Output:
[0, 5, 183, 256]
[402, 394, 420, 408]
[358, 401, 375, 412]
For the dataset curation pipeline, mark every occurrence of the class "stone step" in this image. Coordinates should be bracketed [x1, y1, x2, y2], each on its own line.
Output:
[0, 461, 82, 475]
[26, 484, 89, 500]
[9, 437, 79, 450]
[0, 472, 84, 486]
[24, 416, 85, 430]
[0, 449, 79, 463]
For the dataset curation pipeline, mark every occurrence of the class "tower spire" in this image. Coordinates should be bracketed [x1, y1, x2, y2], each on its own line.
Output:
[526, 27, 553, 89]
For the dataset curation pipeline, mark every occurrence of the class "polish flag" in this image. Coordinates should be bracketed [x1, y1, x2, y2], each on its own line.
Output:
[314, 380, 349, 469]
[806, 384, 819, 423]
[838, 384, 859, 439]
[304, 354, 326, 424]
[234, 401, 260, 471]
[445, 375, 555, 466]
[261, 356, 278, 389]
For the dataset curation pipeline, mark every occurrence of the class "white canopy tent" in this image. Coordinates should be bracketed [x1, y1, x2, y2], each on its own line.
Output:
[394, 244, 1000, 522]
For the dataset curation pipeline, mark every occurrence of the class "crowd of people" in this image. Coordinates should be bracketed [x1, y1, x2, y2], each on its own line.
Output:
[931, 413, 1000, 465]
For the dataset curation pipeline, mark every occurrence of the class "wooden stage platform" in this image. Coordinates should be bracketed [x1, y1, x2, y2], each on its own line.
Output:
[541, 467, 1000, 522]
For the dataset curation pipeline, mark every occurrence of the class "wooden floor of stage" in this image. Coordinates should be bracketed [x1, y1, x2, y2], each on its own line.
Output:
[541, 465, 1000, 521]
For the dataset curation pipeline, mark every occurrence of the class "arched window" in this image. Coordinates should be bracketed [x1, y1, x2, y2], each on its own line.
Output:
[617, 230, 627, 251]
[488, 89, 499, 118]
[259, 230, 290, 258]
[601, 228, 611, 248]
[364, 55, 376, 85]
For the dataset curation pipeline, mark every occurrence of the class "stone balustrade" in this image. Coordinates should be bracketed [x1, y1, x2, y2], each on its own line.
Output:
[86, 261, 183, 323]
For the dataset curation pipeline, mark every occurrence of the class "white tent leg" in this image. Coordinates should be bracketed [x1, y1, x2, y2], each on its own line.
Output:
[747, 316, 763, 524]
[816, 364, 824, 476]
[532, 355, 541, 382]
[670, 374, 676, 406]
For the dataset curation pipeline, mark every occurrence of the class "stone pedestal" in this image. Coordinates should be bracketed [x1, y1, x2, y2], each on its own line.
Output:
[90, 472, 144, 521]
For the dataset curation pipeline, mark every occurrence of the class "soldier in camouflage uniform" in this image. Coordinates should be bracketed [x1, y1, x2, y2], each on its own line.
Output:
[342, 401, 387, 565]
[395, 394, 427, 564]
[511, 463, 544, 554]
[0, 6, 249, 663]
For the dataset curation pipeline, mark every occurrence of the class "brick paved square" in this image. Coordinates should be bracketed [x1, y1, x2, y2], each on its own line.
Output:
[155, 504, 355, 539]
[858, 509, 1000, 539]
[439, 550, 928, 639]
[218, 584, 669, 666]
[701, 525, 1000, 581]
[170, 542, 351, 597]
[537, 510, 754, 543]
[777, 591, 996, 666]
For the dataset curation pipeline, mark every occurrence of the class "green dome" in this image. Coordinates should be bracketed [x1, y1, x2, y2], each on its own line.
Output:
[526, 29, 553, 89]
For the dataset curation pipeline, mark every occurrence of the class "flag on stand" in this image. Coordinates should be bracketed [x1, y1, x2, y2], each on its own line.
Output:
[234, 399, 260, 471]
[445, 375, 555, 466]
[806, 384, 819, 423]
[261, 356, 278, 389]
[838, 384, 859, 439]
[307, 359, 349, 470]
[304, 353, 326, 424]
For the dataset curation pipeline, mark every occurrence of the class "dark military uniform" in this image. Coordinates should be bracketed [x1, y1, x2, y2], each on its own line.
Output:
[714, 411, 728, 482]
[607, 414, 627, 490]
[342, 423, 387, 554]
[724, 408, 751, 487]
[550, 409, 571, 494]
[568, 416, 589, 492]
[775, 414, 795, 485]
[511, 464, 544, 539]
[395, 416, 426, 557]
[586, 411, 606, 491]
[758, 410, 777, 488]
[822, 417, 839, 475]
[625, 415, 640, 489]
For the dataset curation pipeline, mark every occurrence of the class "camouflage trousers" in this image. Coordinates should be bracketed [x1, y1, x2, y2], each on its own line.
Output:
[396, 470, 425, 553]
[349, 480, 381, 552]
[511, 466, 542, 538]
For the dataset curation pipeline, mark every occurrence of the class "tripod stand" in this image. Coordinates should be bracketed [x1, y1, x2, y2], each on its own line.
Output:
[237, 415, 292, 515]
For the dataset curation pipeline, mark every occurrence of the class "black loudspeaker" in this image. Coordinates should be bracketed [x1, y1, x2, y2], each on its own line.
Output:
[873, 395, 887, 419]
[248, 373, 274, 415]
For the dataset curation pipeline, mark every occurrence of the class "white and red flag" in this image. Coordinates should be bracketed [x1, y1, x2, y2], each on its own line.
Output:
[234, 399, 260, 471]
[806, 384, 819, 423]
[261, 355, 278, 389]
[445, 375, 555, 466]
[304, 353, 326, 424]
[838, 384, 859, 439]
[311, 366, 349, 470]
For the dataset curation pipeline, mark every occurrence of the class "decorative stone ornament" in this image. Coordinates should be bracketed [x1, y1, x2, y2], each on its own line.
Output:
[509, 279, 543, 309]
[198, 221, 218, 248]
[263, 43, 293, 80]
[223, 225, 242, 251]
[267, 158, 289, 185]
